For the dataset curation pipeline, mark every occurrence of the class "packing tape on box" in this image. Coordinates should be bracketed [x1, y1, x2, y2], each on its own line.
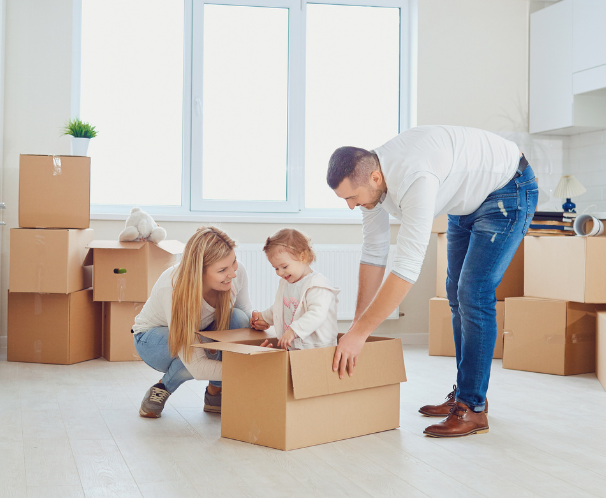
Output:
[574, 214, 605, 237]
[52, 155, 62, 176]
[34, 293, 43, 315]
[546, 335, 565, 345]
[34, 339, 43, 362]
[117, 277, 126, 303]
[35, 233, 46, 292]
[571, 331, 595, 344]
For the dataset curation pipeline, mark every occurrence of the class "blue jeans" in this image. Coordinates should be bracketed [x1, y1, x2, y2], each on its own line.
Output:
[446, 164, 538, 412]
[133, 308, 250, 393]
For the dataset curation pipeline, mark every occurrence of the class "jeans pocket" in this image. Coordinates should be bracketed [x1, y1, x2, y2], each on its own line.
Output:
[472, 194, 518, 235]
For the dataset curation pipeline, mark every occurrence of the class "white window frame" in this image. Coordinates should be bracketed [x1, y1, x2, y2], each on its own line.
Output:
[79, 0, 417, 222]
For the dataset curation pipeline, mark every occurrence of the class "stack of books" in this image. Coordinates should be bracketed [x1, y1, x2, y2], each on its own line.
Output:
[527, 211, 577, 236]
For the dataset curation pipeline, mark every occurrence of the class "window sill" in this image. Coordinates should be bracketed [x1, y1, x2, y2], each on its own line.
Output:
[90, 209, 402, 225]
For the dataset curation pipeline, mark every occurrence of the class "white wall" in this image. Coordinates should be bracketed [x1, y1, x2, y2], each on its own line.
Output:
[1, 0, 555, 345]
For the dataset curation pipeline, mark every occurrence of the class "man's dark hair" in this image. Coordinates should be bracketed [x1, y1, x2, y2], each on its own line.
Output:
[326, 146, 379, 190]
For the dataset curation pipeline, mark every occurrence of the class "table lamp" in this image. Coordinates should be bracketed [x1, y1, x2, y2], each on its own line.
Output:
[553, 175, 586, 212]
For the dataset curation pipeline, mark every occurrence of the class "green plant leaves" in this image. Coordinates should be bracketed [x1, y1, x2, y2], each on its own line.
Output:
[62, 118, 98, 138]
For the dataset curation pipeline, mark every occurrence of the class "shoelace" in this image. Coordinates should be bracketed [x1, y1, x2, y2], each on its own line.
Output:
[149, 387, 170, 404]
[447, 401, 468, 419]
[445, 384, 457, 402]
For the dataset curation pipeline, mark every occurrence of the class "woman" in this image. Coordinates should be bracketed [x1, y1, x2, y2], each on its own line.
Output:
[132, 226, 252, 417]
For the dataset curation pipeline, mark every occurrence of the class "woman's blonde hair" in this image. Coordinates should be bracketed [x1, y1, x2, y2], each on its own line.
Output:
[262, 228, 316, 264]
[169, 226, 236, 362]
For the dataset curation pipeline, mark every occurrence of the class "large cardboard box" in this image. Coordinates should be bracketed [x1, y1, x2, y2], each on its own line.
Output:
[436, 234, 524, 300]
[9, 228, 93, 294]
[7, 289, 102, 364]
[193, 329, 406, 451]
[503, 297, 606, 375]
[429, 297, 504, 358]
[84, 240, 185, 302]
[432, 214, 448, 233]
[524, 236, 606, 303]
[19, 154, 91, 229]
[597, 312, 606, 391]
[103, 302, 144, 361]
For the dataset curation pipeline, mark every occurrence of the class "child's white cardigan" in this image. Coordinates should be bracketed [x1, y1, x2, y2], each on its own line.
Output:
[261, 272, 340, 350]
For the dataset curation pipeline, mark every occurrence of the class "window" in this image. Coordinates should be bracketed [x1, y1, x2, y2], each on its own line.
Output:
[80, 0, 413, 218]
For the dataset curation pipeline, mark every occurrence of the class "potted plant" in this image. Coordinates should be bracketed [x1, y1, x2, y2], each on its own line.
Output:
[62, 118, 98, 156]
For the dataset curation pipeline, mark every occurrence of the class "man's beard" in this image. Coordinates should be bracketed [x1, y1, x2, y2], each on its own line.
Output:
[365, 184, 384, 208]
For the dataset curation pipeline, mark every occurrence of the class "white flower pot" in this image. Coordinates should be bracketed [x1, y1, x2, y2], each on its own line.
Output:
[70, 137, 90, 156]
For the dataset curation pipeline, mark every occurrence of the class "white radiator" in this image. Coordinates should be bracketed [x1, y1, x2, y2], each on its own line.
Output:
[235, 244, 398, 321]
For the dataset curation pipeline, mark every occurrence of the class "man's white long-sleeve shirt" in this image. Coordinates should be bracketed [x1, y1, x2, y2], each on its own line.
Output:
[361, 125, 521, 284]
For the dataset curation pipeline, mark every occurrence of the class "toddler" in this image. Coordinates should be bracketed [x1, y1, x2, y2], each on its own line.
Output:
[251, 229, 340, 350]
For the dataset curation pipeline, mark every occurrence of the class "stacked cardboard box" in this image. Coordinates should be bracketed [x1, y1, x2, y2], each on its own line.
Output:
[429, 217, 525, 359]
[503, 235, 606, 375]
[8, 154, 102, 364]
[85, 240, 184, 361]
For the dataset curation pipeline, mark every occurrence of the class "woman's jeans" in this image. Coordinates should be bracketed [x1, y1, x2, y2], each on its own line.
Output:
[133, 308, 250, 393]
[446, 163, 538, 412]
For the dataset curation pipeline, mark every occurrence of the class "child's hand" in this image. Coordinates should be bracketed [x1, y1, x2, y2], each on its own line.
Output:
[277, 328, 296, 350]
[259, 339, 274, 349]
[250, 311, 270, 331]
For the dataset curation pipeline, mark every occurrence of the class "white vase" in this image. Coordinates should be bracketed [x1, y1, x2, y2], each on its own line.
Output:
[70, 137, 90, 156]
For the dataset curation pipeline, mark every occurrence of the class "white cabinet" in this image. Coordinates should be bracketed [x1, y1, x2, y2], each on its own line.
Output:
[530, 0, 606, 134]
[572, 0, 606, 73]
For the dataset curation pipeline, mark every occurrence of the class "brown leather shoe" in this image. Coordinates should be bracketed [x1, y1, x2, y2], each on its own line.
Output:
[423, 402, 489, 438]
[418, 385, 488, 416]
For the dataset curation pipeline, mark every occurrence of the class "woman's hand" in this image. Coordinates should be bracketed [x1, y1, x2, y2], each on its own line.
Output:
[277, 328, 296, 350]
[250, 311, 270, 331]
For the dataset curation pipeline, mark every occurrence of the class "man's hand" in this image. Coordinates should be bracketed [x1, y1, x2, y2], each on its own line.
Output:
[277, 328, 296, 350]
[333, 330, 367, 379]
[250, 311, 270, 331]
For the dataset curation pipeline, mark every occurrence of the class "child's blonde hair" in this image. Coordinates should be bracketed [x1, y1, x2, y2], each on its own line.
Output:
[263, 228, 316, 264]
[169, 226, 236, 362]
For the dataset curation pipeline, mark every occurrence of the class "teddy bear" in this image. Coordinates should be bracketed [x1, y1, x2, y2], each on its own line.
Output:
[119, 207, 167, 243]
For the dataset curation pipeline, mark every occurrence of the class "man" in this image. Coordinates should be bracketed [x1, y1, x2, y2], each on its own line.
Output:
[327, 125, 538, 437]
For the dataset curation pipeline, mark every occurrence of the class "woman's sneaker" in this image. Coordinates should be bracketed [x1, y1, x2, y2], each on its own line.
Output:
[139, 383, 171, 418]
[203, 387, 222, 414]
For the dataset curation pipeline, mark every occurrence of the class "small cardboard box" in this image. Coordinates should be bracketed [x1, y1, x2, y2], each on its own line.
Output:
[9, 228, 93, 294]
[102, 302, 144, 361]
[193, 329, 406, 451]
[19, 154, 91, 229]
[436, 234, 524, 300]
[524, 236, 606, 303]
[429, 297, 504, 358]
[432, 214, 448, 233]
[84, 240, 185, 302]
[503, 297, 606, 375]
[597, 312, 606, 391]
[7, 289, 102, 364]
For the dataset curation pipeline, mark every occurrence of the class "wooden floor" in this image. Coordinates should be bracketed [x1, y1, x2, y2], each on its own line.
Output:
[1, 344, 605, 498]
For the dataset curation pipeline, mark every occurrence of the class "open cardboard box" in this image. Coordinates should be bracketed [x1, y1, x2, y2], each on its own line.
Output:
[192, 328, 406, 451]
[84, 240, 185, 302]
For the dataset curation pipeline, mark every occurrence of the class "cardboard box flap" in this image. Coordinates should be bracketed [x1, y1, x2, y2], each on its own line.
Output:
[87, 240, 147, 250]
[156, 240, 186, 255]
[197, 328, 274, 343]
[191, 342, 282, 355]
[83, 240, 147, 265]
[289, 338, 406, 400]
